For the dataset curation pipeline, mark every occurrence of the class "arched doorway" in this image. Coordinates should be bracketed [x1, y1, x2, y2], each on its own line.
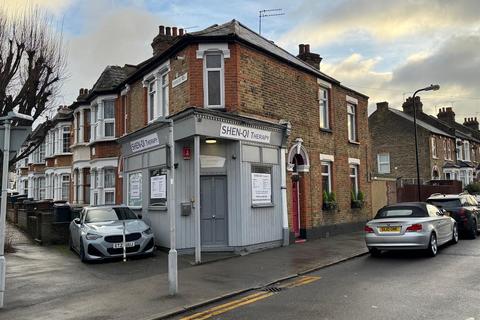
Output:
[288, 138, 310, 240]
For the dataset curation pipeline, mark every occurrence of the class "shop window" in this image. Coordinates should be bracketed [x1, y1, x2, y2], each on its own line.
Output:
[127, 171, 142, 208]
[149, 168, 167, 207]
[204, 52, 224, 108]
[321, 161, 332, 193]
[251, 166, 272, 206]
[377, 153, 390, 174]
[319, 87, 329, 129]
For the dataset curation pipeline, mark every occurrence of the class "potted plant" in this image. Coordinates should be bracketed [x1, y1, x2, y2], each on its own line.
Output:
[351, 190, 365, 209]
[322, 191, 337, 211]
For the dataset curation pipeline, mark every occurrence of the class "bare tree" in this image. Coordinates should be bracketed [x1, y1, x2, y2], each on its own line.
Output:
[0, 5, 67, 163]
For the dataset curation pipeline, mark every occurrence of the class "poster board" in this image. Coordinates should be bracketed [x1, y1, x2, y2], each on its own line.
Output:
[128, 172, 142, 207]
[251, 173, 272, 204]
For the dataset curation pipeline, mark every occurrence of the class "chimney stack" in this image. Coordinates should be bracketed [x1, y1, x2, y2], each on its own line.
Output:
[437, 107, 456, 125]
[402, 96, 423, 115]
[151, 25, 184, 56]
[297, 43, 322, 70]
[463, 117, 479, 131]
[376, 101, 389, 112]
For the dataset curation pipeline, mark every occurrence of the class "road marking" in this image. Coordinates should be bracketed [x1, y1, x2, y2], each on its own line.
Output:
[181, 292, 273, 320]
[181, 276, 321, 320]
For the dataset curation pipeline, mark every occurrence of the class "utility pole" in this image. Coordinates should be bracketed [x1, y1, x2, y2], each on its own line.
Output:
[259, 9, 284, 35]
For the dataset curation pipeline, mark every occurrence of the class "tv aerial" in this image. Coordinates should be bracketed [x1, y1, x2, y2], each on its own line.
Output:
[259, 8, 284, 35]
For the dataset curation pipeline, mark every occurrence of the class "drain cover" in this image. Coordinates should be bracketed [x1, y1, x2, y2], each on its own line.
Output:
[262, 286, 283, 293]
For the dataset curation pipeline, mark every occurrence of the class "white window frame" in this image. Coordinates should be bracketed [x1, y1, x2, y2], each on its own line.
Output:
[103, 168, 116, 205]
[431, 136, 437, 158]
[103, 100, 115, 138]
[203, 51, 225, 108]
[62, 126, 70, 153]
[61, 174, 70, 201]
[319, 87, 329, 129]
[350, 164, 359, 195]
[144, 63, 170, 122]
[464, 141, 471, 161]
[377, 153, 391, 174]
[443, 139, 447, 160]
[347, 103, 357, 142]
[321, 161, 332, 193]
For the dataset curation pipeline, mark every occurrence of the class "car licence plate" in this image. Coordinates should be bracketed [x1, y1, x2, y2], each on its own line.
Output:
[379, 226, 401, 232]
[113, 241, 135, 249]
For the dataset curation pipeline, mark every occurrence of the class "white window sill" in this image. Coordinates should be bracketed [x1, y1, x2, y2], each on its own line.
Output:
[88, 137, 117, 145]
[348, 140, 360, 145]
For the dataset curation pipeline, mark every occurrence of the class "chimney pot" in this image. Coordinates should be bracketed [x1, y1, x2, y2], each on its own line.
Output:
[159, 25, 165, 35]
[79, 88, 83, 95]
[165, 27, 171, 36]
[376, 101, 389, 111]
[172, 27, 177, 36]
[179, 28, 184, 36]
[305, 44, 310, 53]
[299, 44, 305, 55]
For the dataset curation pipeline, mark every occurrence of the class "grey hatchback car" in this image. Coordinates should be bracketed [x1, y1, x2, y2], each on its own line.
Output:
[69, 206, 155, 262]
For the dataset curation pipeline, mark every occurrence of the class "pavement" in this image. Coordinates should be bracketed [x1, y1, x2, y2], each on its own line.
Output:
[1, 222, 367, 320]
[180, 236, 480, 320]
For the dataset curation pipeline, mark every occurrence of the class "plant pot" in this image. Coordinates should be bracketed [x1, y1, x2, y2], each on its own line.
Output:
[323, 202, 337, 211]
[351, 200, 364, 209]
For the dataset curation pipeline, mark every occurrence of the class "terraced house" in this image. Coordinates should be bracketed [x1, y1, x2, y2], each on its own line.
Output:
[14, 20, 371, 252]
[370, 98, 480, 187]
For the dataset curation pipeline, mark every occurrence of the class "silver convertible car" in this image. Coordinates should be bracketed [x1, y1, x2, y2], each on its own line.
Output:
[365, 202, 458, 257]
[69, 206, 155, 262]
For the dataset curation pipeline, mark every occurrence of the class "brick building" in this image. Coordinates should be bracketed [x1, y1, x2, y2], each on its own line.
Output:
[117, 20, 371, 251]
[369, 98, 480, 187]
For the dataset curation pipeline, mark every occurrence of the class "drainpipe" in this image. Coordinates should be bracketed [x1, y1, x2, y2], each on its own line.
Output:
[279, 120, 291, 247]
[167, 119, 177, 295]
[281, 147, 289, 246]
[194, 135, 201, 264]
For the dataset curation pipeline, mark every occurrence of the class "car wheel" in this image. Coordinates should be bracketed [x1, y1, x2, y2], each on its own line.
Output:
[79, 239, 87, 263]
[451, 224, 459, 244]
[368, 247, 381, 257]
[427, 233, 438, 257]
[469, 220, 477, 239]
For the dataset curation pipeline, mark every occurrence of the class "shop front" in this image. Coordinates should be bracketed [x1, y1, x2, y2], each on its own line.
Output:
[119, 108, 290, 254]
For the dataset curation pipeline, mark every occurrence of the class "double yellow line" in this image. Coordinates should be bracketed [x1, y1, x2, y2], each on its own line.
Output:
[181, 276, 321, 320]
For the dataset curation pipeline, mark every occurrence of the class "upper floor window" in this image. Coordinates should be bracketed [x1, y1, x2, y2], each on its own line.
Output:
[347, 103, 357, 142]
[377, 153, 390, 174]
[204, 52, 224, 108]
[62, 127, 70, 153]
[146, 69, 169, 122]
[431, 136, 437, 158]
[103, 100, 115, 137]
[122, 95, 128, 135]
[443, 140, 447, 160]
[456, 139, 463, 160]
[84, 109, 91, 142]
[319, 87, 329, 129]
[91, 104, 98, 141]
[74, 112, 80, 144]
[464, 141, 470, 161]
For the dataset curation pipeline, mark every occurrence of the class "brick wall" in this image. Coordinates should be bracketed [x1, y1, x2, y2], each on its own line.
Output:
[236, 43, 371, 233]
[128, 80, 147, 132]
[91, 142, 120, 159]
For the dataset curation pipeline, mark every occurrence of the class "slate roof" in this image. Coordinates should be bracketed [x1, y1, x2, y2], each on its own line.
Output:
[389, 108, 453, 137]
[433, 116, 480, 143]
[189, 20, 339, 84]
[90, 65, 137, 94]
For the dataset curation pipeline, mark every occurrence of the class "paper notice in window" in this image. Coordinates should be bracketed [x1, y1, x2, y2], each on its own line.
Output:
[251, 173, 271, 204]
[151, 175, 166, 199]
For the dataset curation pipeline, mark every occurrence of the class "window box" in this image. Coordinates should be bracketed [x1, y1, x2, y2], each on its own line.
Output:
[322, 191, 337, 211]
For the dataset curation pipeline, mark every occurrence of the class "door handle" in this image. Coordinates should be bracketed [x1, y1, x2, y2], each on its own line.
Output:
[212, 215, 216, 219]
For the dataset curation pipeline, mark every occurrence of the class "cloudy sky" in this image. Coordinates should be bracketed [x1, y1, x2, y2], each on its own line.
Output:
[5, 0, 480, 120]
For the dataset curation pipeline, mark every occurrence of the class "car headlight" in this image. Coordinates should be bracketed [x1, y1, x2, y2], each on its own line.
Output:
[143, 228, 153, 236]
[85, 233, 102, 240]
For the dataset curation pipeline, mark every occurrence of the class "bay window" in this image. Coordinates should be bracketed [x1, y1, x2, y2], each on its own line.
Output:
[104, 168, 116, 205]
[62, 127, 70, 153]
[464, 141, 471, 161]
[104, 100, 115, 137]
[61, 174, 70, 201]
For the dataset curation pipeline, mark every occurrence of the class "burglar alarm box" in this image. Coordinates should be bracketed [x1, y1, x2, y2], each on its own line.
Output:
[181, 202, 192, 216]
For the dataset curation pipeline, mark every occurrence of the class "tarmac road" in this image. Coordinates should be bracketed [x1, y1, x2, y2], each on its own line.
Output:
[176, 238, 480, 320]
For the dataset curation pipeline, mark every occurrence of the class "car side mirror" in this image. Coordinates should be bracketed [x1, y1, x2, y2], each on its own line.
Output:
[137, 213, 143, 220]
[439, 209, 447, 216]
[73, 218, 81, 224]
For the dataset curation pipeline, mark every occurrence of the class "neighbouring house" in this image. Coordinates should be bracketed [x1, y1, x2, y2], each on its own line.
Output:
[369, 98, 480, 188]
[117, 20, 371, 252]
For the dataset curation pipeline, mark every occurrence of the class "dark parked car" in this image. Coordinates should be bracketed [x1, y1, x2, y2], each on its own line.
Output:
[427, 193, 480, 239]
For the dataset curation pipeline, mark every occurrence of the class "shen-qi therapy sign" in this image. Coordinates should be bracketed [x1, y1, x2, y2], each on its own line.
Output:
[220, 123, 271, 144]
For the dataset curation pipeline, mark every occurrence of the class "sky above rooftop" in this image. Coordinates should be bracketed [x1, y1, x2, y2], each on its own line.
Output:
[4, 0, 480, 121]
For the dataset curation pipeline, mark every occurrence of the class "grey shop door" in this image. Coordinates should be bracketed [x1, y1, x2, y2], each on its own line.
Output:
[200, 176, 227, 246]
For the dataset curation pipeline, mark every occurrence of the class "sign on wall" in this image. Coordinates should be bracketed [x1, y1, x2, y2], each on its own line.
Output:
[251, 173, 272, 204]
[220, 123, 271, 144]
[130, 133, 160, 153]
[128, 172, 142, 207]
[172, 72, 188, 88]
[151, 175, 167, 199]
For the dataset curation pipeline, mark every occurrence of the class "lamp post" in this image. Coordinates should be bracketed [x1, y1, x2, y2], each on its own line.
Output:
[412, 84, 440, 202]
[0, 111, 34, 308]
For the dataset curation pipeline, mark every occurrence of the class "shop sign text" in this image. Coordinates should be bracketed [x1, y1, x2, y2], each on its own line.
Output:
[220, 123, 271, 144]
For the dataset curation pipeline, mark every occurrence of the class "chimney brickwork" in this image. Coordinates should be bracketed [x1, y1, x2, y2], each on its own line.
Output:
[297, 43, 322, 70]
[464, 117, 479, 131]
[437, 107, 456, 125]
[151, 25, 185, 56]
[402, 96, 423, 115]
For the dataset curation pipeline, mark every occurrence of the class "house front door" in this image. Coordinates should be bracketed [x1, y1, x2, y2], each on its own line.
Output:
[292, 180, 300, 238]
[200, 175, 228, 246]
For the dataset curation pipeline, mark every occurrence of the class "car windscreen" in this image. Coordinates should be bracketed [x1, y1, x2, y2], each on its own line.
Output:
[427, 199, 461, 209]
[85, 207, 138, 223]
[374, 206, 427, 219]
